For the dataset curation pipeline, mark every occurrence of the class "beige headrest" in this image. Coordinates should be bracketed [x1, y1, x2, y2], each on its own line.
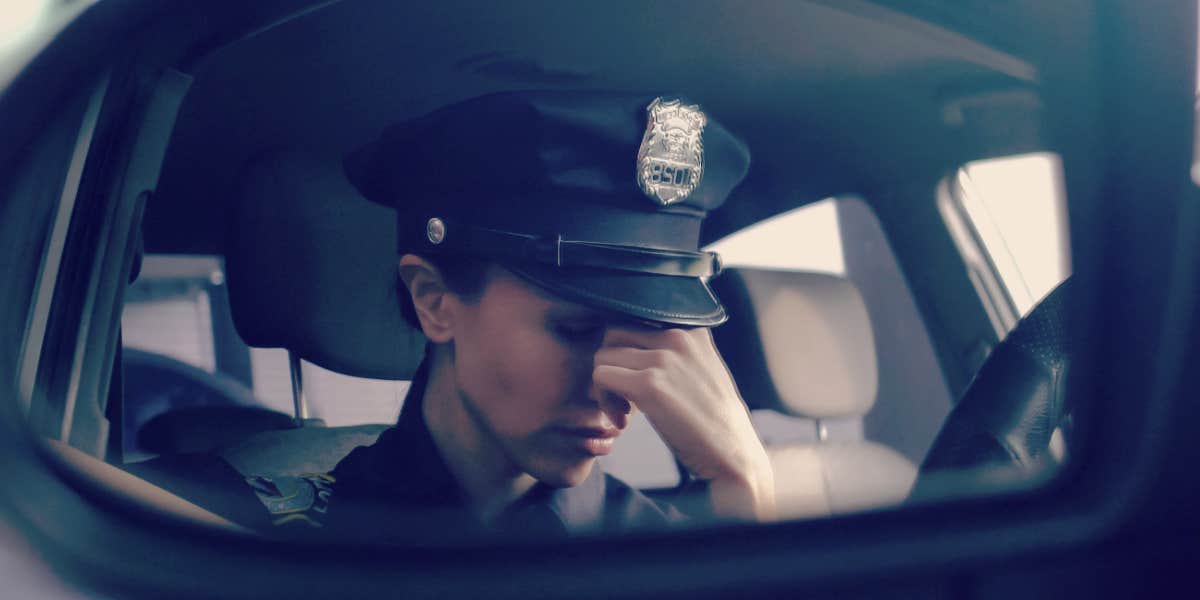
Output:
[712, 269, 877, 419]
[225, 149, 426, 380]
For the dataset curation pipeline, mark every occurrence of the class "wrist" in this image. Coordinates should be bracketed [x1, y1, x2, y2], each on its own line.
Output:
[707, 457, 776, 522]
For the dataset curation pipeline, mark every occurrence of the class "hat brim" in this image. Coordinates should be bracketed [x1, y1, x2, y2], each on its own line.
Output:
[504, 263, 727, 328]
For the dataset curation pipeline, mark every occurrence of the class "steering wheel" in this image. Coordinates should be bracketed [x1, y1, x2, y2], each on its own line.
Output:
[909, 278, 1073, 501]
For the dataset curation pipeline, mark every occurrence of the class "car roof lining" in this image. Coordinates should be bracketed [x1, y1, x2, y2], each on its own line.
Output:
[146, 0, 1041, 256]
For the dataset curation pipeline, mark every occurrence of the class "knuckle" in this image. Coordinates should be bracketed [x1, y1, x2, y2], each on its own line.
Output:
[644, 368, 670, 393]
[648, 349, 672, 369]
[662, 328, 689, 346]
[638, 368, 661, 389]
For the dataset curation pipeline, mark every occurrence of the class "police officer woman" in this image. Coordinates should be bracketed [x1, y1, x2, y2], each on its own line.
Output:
[322, 91, 774, 538]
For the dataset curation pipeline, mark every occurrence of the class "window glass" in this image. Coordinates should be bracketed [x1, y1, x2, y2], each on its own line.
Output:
[955, 153, 1071, 317]
[705, 197, 844, 273]
[122, 257, 222, 373]
[0, 0, 51, 52]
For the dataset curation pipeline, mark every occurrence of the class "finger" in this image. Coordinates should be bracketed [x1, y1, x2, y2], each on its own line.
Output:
[602, 325, 694, 353]
[591, 364, 664, 407]
[593, 365, 713, 459]
[593, 346, 676, 372]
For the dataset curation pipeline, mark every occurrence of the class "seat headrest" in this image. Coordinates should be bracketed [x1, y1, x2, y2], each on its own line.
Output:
[225, 149, 426, 380]
[711, 268, 877, 419]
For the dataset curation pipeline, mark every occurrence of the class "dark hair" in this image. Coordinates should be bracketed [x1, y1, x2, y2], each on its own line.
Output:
[396, 253, 493, 331]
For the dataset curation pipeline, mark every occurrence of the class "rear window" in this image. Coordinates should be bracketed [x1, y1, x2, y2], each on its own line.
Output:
[944, 152, 1071, 331]
[705, 197, 844, 274]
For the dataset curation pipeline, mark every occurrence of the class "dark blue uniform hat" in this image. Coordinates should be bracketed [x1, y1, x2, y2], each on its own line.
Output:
[344, 90, 750, 327]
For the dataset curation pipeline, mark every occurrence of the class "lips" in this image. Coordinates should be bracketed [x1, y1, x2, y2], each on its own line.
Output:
[554, 426, 621, 456]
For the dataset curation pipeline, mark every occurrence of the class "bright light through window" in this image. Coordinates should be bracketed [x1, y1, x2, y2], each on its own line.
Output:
[957, 153, 1070, 316]
[0, 0, 50, 51]
[704, 198, 844, 274]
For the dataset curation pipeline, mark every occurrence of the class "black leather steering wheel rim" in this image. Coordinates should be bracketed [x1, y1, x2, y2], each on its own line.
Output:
[910, 278, 1073, 501]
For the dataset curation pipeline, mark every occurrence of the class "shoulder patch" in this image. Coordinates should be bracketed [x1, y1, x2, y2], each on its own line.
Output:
[245, 473, 336, 528]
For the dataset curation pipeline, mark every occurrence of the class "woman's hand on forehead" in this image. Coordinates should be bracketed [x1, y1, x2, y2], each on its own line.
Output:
[591, 326, 776, 522]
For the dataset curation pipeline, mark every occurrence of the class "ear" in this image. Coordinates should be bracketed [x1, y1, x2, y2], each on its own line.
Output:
[398, 254, 455, 343]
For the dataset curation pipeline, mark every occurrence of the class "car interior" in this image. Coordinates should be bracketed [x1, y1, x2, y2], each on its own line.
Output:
[4, 0, 1195, 596]
[13, 0, 1068, 527]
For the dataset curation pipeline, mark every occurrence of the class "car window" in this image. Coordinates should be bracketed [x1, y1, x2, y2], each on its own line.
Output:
[943, 152, 1071, 333]
[705, 197, 845, 273]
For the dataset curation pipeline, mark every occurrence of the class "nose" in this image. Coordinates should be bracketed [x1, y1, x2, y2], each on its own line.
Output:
[568, 328, 633, 428]
[587, 379, 632, 430]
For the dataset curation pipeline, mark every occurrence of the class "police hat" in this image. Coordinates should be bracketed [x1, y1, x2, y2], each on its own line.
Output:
[344, 91, 750, 327]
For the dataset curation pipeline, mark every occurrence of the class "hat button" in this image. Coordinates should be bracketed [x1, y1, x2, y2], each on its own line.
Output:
[426, 217, 446, 244]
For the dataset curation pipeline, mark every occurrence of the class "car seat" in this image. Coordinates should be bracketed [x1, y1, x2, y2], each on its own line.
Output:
[221, 148, 426, 476]
[711, 268, 917, 519]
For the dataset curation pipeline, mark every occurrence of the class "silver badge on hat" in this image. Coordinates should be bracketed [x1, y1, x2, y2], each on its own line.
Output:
[636, 97, 707, 206]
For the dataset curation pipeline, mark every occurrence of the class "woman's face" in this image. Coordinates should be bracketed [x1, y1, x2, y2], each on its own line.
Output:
[448, 267, 634, 487]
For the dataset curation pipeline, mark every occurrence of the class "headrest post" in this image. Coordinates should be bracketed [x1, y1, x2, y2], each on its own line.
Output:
[287, 351, 309, 427]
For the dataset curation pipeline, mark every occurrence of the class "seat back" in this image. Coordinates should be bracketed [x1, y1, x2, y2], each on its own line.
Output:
[711, 268, 915, 519]
[218, 149, 426, 475]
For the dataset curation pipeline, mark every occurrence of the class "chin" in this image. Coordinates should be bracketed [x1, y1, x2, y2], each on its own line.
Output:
[531, 456, 596, 488]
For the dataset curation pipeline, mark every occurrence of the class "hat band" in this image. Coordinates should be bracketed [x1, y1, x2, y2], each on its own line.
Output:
[419, 218, 722, 278]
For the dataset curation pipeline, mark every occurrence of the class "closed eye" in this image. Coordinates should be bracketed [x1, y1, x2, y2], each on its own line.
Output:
[552, 320, 605, 343]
